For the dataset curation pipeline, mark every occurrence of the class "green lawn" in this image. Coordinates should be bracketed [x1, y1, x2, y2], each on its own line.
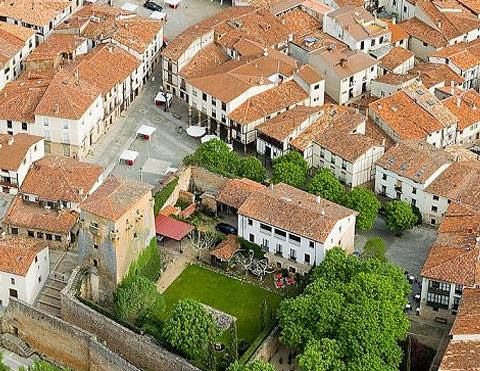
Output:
[162, 265, 282, 343]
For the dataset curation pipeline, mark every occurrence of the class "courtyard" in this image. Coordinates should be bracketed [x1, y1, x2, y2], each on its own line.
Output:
[162, 264, 282, 343]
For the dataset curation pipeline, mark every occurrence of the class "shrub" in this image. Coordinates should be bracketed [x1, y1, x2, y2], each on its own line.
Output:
[154, 176, 179, 215]
[125, 238, 161, 282]
[384, 200, 418, 235]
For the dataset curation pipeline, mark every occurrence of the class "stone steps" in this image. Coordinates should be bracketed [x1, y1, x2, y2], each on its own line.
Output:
[1, 333, 34, 358]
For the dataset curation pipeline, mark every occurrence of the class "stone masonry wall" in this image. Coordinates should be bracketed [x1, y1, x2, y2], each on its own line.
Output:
[61, 268, 200, 371]
[1, 299, 138, 371]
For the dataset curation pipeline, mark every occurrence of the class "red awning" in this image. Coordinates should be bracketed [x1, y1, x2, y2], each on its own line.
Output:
[155, 214, 194, 241]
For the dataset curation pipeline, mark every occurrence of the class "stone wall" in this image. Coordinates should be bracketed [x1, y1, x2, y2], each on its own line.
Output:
[161, 166, 192, 210]
[190, 166, 228, 195]
[1, 299, 138, 371]
[61, 268, 200, 371]
[251, 326, 281, 363]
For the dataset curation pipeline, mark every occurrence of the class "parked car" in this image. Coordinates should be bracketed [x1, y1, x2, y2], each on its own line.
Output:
[144, 0, 162, 11]
[215, 223, 238, 235]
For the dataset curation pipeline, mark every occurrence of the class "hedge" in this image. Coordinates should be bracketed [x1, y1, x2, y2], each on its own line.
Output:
[125, 238, 162, 282]
[154, 176, 179, 215]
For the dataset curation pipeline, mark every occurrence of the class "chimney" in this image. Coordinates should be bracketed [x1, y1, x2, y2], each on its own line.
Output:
[54, 103, 59, 114]
[321, 208, 325, 216]
[456, 95, 461, 107]
[316, 195, 321, 204]
[263, 48, 268, 57]
[269, 183, 274, 190]
[382, 138, 386, 146]
[7, 136, 14, 145]
[392, 17, 397, 25]
[79, 187, 84, 196]
[437, 20, 442, 29]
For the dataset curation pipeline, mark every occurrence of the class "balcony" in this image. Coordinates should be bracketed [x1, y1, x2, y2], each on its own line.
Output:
[289, 256, 297, 262]
[427, 287, 450, 296]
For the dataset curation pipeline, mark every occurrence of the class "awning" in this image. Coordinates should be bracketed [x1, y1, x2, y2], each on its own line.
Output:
[136, 125, 156, 137]
[165, 0, 181, 5]
[150, 11, 167, 20]
[154, 91, 173, 103]
[155, 214, 194, 241]
[186, 126, 206, 138]
[121, 2, 138, 11]
[120, 150, 139, 162]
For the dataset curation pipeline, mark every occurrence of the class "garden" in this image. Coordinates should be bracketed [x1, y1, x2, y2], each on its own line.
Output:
[162, 264, 282, 344]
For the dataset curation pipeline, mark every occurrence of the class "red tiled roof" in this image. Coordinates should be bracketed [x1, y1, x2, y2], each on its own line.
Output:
[155, 214, 193, 240]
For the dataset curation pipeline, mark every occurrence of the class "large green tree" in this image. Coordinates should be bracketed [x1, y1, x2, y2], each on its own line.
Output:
[272, 161, 307, 188]
[227, 360, 276, 371]
[363, 237, 387, 261]
[278, 248, 410, 371]
[343, 187, 380, 231]
[237, 156, 267, 183]
[162, 298, 220, 365]
[308, 169, 345, 203]
[273, 151, 308, 174]
[184, 139, 239, 177]
[384, 200, 418, 235]
[298, 339, 346, 371]
[0, 353, 8, 371]
[114, 276, 164, 323]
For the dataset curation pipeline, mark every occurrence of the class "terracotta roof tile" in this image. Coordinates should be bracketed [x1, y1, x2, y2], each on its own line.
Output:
[421, 202, 480, 286]
[34, 69, 101, 120]
[0, 25, 31, 68]
[228, 80, 308, 125]
[383, 19, 409, 44]
[376, 140, 452, 183]
[179, 44, 229, 80]
[3, 195, 79, 234]
[443, 89, 480, 131]
[0, 0, 70, 27]
[238, 183, 356, 242]
[296, 64, 324, 84]
[412, 62, 464, 88]
[72, 44, 140, 95]
[20, 156, 103, 202]
[0, 236, 47, 276]
[0, 73, 51, 122]
[0, 133, 43, 171]
[399, 18, 447, 48]
[80, 176, 153, 221]
[279, 8, 321, 38]
[27, 34, 86, 64]
[211, 234, 240, 261]
[379, 47, 414, 72]
[451, 288, 480, 336]
[216, 178, 265, 209]
[439, 340, 480, 370]
[425, 161, 480, 205]
[257, 105, 322, 142]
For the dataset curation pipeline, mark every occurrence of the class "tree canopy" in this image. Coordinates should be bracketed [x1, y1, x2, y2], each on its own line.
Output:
[308, 169, 345, 203]
[113, 276, 164, 324]
[278, 248, 410, 371]
[227, 360, 276, 371]
[363, 237, 387, 261]
[343, 188, 381, 231]
[19, 360, 71, 371]
[272, 161, 307, 188]
[162, 298, 220, 365]
[184, 139, 239, 177]
[0, 354, 8, 371]
[384, 200, 418, 235]
[238, 157, 267, 183]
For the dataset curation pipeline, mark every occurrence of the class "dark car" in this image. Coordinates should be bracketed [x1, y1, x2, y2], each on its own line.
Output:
[144, 1, 163, 11]
[215, 222, 238, 235]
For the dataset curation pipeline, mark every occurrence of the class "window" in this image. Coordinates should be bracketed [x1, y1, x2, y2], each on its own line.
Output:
[289, 248, 297, 260]
[274, 229, 287, 240]
[46, 234, 52, 240]
[10, 278, 15, 285]
[63, 120, 69, 129]
[431, 205, 438, 212]
[7, 120, 12, 129]
[262, 239, 269, 249]
[28, 231, 35, 237]
[360, 40, 365, 50]
[22, 122, 27, 131]
[453, 296, 461, 310]
[381, 185, 387, 194]
[260, 223, 272, 233]
[289, 266, 296, 274]
[412, 187, 417, 194]
[11, 228, 18, 235]
[249, 233, 255, 243]
[289, 233, 301, 244]
[275, 244, 282, 254]
[247, 219, 253, 226]
[202, 92, 207, 101]
[212, 97, 217, 106]
[221, 102, 226, 111]
[38, 276, 42, 283]
[309, 241, 314, 248]
[426, 292, 449, 308]
[412, 199, 416, 207]
[455, 284, 463, 295]
[304, 253, 311, 264]
[34, 256, 38, 263]
[314, 84, 320, 90]
[428, 280, 450, 292]
[9, 289, 18, 298]
[94, 244, 98, 249]
[433, 195, 439, 201]
[372, 39, 376, 46]
[330, 155, 335, 164]
[43, 117, 49, 126]
[37, 232, 44, 239]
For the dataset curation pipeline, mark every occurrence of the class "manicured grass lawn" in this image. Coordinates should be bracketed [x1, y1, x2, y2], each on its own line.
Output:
[162, 265, 282, 343]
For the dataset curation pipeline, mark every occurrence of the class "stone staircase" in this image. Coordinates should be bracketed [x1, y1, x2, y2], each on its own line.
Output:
[1, 333, 34, 358]
[35, 275, 67, 318]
